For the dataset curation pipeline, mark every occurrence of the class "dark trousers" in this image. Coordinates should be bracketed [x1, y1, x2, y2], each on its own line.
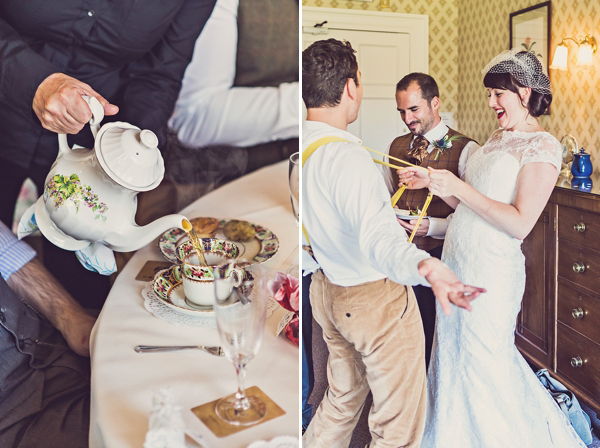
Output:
[1, 361, 91, 448]
[0, 159, 110, 310]
[301, 273, 314, 427]
[413, 244, 443, 370]
[0, 277, 90, 448]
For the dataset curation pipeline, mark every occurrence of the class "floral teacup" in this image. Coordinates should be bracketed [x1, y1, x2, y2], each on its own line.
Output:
[175, 239, 244, 307]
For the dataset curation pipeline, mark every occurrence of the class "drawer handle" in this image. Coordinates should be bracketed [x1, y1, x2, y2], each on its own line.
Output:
[573, 262, 586, 273]
[572, 308, 584, 319]
[574, 222, 586, 232]
[571, 357, 583, 368]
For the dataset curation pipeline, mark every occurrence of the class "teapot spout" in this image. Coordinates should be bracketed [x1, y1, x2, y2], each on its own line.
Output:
[104, 214, 187, 252]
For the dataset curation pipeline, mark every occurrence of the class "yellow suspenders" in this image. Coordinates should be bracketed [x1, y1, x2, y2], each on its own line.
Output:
[301, 137, 349, 251]
[301, 136, 433, 252]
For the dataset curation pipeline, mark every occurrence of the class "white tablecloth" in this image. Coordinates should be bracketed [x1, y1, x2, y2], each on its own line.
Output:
[89, 161, 299, 448]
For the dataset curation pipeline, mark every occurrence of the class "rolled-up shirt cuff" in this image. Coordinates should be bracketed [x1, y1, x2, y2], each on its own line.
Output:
[0, 231, 36, 281]
[426, 217, 449, 239]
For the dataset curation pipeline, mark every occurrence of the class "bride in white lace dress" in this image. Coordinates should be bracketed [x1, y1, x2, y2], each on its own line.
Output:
[401, 50, 587, 447]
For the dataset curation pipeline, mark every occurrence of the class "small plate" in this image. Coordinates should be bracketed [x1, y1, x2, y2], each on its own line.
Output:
[158, 218, 279, 265]
[561, 134, 578, 164]
[394, 208, 429, 221]
[152, 266, 246, 317]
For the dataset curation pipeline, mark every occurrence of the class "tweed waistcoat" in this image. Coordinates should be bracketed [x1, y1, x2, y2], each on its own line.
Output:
[389, 128, 473, 252]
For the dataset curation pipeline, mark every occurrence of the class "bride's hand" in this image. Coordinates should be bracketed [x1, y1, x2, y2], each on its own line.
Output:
[397, 167, 430, 189]
[418, 258, 485, 315]
[428, 168, 462, 197]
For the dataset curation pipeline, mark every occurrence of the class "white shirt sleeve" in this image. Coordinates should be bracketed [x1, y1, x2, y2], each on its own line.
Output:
[331, 148, 431, 286]
[426, 217, 448, 239]
[382, 141, 396, 194]
[458, 140, 480, 180]
[168, 0, 299, 148]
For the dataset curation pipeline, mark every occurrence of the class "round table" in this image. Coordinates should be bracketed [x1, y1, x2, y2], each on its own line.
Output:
[89, 161, 299, 447]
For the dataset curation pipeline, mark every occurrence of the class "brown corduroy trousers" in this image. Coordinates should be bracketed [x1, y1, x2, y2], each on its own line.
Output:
[303, 270, 426, 448]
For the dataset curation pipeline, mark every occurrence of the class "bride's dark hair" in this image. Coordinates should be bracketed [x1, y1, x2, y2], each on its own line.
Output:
[483, 71, 552, 117]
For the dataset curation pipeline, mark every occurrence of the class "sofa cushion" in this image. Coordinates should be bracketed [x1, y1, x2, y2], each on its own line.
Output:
[234, 0, 299, 87]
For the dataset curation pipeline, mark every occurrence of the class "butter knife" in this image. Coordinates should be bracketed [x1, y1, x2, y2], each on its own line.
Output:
[134, 345, 224, 356]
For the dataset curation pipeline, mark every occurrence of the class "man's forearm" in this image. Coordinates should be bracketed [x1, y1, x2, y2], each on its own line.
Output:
[6, 257, 89, 334]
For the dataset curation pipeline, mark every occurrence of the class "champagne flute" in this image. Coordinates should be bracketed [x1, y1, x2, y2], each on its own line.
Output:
[213, 262, 269, 425]
[288, 152, 299, 225]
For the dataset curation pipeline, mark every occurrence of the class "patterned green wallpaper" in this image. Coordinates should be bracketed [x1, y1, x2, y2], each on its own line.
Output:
[459, 0, 600, 163]
[302, 0, 461, 128]
[304, 0, 600, 166]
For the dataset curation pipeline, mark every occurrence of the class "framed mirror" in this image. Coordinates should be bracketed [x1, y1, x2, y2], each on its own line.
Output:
[510, 2, 551, 74]
[509, 2, 551, 114]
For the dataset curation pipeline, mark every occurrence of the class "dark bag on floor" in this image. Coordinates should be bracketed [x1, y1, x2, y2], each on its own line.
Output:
[536, 368, 593, 444]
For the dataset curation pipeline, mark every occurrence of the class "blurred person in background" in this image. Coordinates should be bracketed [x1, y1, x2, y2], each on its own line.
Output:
[0, 1, 216, 308]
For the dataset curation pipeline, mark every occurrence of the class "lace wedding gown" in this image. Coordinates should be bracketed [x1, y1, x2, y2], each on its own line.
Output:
[422, 130, 586, 448]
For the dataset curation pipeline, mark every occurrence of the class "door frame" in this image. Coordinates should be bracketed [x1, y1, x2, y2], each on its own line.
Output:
[302, 7, 429, 74]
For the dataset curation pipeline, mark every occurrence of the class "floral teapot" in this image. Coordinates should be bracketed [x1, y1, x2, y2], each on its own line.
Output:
[35, 96, 187, 252]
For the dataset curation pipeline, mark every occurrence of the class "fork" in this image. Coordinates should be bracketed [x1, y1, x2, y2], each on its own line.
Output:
[134, 345, 224, 356]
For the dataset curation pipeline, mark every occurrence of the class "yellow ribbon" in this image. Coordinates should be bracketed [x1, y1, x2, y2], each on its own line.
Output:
[407, 192, 433, 243]
[302, 136, 432, 247]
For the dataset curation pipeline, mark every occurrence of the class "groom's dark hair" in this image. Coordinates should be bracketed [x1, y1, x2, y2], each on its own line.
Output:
[302, 39, 359, 109]
[396, 73, 440, 104]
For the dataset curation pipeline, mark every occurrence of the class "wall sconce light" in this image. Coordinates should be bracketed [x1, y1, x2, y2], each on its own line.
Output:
[550, 35, 597, 70]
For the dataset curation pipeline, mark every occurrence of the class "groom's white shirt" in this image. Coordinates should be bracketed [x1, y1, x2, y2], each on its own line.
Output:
[382, 120, 480, 239]
[302, 120, 430, 287]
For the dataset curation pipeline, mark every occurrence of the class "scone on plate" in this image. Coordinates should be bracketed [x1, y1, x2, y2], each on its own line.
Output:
[223, 219, 256, 242]
[190, 217, 219, 238]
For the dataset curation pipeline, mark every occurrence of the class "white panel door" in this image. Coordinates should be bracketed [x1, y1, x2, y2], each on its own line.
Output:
[302, 8, 428, 154]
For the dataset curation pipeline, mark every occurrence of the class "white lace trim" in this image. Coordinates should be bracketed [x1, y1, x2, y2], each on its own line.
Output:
[482, 129, 562, 171]
[142, 282, 280, 328]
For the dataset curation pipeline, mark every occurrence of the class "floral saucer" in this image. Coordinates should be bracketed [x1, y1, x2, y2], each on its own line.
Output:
[152, 266, 210, 317]
[152, 265, 249, 317]
[158, 218, 279, 265]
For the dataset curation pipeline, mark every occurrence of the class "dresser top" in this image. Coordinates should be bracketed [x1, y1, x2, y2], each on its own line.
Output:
[556, 172, 600, 197]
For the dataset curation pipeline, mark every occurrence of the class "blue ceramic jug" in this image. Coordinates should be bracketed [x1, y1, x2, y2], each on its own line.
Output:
[571, 147, 593, 178]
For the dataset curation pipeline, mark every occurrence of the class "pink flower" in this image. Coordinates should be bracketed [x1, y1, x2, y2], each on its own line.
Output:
[284, 315, 299, 346]
[288, 282, 299, 312]
[268, 271, 299, 312]
[267, 271, 286, 296]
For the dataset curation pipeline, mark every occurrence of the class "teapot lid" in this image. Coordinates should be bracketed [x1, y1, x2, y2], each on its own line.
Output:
[95, 123, 165, 191]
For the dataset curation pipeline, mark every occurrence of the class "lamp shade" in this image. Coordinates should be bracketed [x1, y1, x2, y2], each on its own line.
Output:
[550, 43, 569, 70]
[577, 42, 594, 67]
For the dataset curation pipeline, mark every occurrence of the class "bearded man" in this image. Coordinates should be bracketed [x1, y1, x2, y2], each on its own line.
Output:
[384, 73, 479, 368]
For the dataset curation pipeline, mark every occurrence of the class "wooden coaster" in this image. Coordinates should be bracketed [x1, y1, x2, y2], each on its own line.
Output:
[135, 260, 174, 282]
[191, 386, 285, 437]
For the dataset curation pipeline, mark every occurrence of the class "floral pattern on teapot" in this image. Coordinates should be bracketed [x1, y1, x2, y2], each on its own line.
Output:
[45, 174, 109, 222]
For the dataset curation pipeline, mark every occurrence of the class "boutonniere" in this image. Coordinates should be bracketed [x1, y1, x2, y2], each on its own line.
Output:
[431, 135, 463, 160]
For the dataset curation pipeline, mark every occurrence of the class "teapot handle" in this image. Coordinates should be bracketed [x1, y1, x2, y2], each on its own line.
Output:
[57, 95, 105, 154]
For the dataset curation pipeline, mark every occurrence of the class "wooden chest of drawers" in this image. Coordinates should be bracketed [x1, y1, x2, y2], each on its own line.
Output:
[516, 182, 600, 411]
